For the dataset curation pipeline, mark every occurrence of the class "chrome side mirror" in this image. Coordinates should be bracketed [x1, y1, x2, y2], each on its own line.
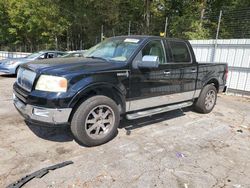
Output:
[138, 55, 160, 68]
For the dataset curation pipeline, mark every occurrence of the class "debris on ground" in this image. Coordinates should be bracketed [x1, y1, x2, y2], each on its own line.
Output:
[6, 161, 73, 188]
[176, 152, 186, 158]
[237, 129, 243, 133]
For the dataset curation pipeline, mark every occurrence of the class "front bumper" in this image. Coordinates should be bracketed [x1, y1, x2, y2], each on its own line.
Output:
[13, 94, 72, 125]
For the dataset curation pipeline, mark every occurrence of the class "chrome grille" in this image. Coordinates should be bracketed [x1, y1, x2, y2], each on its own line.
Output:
[17, 68, 36, 92]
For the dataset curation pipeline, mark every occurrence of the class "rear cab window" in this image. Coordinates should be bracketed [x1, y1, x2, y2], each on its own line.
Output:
[168, 40, 191, 63]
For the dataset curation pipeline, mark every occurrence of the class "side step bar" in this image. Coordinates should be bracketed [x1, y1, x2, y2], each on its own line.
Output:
[126, 101, 193, 120]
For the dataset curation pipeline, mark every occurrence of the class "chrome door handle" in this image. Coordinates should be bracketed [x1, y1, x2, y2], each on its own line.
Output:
[190, 69, 197, 73]
[163, 71, 171, 75]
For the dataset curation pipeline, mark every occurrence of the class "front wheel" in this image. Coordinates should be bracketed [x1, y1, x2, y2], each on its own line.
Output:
[194, 84, 217, 114]
[71, 95, 120, 146]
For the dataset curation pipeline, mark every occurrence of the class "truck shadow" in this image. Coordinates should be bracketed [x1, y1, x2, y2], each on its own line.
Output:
[119, 107, 189, 132]
[25, 107, 191, 143]
[25, 121, 74, 142]
[0, 74, 16, 78]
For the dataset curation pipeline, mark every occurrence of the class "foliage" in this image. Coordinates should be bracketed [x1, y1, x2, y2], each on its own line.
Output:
[0, 0, 249, 51]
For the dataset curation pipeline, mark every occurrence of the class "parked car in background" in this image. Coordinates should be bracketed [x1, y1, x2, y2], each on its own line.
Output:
[0, 51, 67, 75]
[62, 50, 86, 58]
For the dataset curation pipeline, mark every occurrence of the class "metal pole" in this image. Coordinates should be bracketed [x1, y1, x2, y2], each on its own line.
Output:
[67, 30, 69, 50]
[164, 17, 168, 38]
[101, 25, 104, 41]
[55, 36, 58, 50]
[215, 10, 222, 45]
[78, 34, 80, 50]
[128, 21, 131, 36]
[80, 39, 82, 50]
[212, 10, 222, 62]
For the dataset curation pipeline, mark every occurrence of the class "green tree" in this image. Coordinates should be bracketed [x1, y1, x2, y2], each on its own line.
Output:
[7, 0, 69, 51]
[0, 0, 249, 51]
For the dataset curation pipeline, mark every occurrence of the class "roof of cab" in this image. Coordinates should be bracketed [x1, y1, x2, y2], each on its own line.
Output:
[109, 35, 186, 42]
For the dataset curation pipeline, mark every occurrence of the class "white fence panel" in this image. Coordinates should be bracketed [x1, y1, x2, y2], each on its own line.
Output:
[0, 51, 31, 60]
[190, 39, 250, 95]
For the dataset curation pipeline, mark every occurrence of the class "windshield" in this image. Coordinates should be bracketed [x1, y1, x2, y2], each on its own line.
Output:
[84, 38, 142, 62]
[26, 52, 44, 59]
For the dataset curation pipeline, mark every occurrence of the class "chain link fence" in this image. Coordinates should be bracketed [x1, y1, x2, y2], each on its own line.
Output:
[190, 8, 250, 95]
[202, 8, 250, 39]
[1, 7, 249, 52]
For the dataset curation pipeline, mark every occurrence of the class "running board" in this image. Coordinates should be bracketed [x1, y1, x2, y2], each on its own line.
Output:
[126, 101, 193, 120]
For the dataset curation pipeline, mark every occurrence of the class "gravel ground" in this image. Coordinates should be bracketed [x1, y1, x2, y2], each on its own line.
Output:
[0, 76, 250, 188]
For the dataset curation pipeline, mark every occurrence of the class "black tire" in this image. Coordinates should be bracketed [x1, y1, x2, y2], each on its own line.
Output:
[71, 95, 120, 146]
[194, 84, 217, 114]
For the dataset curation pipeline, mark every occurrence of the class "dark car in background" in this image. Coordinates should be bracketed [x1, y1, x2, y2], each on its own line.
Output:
[0, 51, 67, 75]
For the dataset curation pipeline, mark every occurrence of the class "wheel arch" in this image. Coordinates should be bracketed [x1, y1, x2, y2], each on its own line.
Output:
[68, 83, 126, 122]
[205, 78, 219, 92]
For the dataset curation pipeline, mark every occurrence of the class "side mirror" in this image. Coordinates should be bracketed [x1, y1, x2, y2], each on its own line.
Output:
[138, 55, 160, 68]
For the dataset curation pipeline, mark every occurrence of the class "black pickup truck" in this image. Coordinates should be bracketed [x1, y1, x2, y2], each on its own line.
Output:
[13, 36, 227, 146]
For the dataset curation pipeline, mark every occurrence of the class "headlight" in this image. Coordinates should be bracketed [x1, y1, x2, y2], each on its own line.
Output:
[5, 60, 17, 65]
[35, 75, 68, 92]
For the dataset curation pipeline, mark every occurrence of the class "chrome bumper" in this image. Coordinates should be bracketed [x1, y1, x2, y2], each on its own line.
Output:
[13, 94, 72, 125]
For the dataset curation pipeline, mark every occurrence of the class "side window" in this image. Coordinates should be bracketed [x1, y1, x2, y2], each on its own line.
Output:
[133, 40, 166, 67]
[142, 40, 166, 64]
[169, 41, 191, 63]
[47, 53, 55, 58]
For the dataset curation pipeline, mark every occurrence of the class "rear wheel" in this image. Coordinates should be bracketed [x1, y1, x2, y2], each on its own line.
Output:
[71, 95, 120, 146]
[194, 84, 217, 113]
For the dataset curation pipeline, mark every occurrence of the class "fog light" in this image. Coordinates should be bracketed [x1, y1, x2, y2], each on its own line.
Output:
[33, 108, 50, 117]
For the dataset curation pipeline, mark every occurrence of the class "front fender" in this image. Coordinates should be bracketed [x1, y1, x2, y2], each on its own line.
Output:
[68, 75, 127, 110]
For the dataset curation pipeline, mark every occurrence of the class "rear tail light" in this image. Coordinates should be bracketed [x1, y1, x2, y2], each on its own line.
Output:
[225, 65, 228, 81]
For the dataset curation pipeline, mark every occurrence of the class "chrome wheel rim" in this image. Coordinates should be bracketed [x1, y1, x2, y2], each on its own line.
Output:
[85, 105, 115, 139]
[205, 90, 216, 110]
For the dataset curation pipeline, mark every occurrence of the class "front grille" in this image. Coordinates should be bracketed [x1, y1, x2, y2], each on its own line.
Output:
[13, 83, 29, 103]
[17, 67, 36, 92]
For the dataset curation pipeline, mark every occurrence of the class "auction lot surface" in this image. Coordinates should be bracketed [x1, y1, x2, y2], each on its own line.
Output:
[1, 76, 250, 188]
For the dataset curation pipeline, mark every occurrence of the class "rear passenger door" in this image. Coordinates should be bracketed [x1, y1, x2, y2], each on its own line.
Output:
[166, 39, 197, 98]
[128, 39, 197, 112]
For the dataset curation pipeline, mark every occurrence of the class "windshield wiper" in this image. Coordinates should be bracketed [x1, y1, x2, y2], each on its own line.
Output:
[85, 56, 110, 62]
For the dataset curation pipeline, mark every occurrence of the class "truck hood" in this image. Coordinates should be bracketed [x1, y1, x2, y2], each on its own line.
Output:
[23, 57, 127, 76]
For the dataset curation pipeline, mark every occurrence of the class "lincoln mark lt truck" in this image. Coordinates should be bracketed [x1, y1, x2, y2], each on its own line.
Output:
[13, 36, 228, 146]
